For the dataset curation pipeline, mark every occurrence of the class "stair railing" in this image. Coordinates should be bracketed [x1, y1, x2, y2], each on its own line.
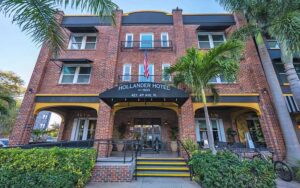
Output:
[134, 138, 140, 180]
[177, 139, 193, 181]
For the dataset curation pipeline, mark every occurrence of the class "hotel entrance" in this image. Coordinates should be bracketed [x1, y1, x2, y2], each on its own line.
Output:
[133, 118, 161, 151]
[113, 107, 178, 153]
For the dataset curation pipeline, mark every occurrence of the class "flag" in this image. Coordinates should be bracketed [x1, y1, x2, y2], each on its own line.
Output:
[144, 51, 149, 78]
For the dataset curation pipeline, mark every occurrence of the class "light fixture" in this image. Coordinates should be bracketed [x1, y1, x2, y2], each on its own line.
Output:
[164, 121, 168, 125]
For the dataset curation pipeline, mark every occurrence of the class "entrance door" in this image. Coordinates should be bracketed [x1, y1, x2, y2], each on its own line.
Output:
[71, 118, 96, 141]
[134, 118, 161, 151]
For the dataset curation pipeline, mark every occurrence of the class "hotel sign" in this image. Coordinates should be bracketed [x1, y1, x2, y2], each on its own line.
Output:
[118, 83, 171, 98]
[99, 82, 189, 107]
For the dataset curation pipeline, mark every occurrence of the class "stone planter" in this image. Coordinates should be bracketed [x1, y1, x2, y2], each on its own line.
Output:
[170, 141, 178, 152]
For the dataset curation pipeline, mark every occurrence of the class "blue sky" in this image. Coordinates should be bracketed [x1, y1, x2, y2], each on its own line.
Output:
[0, 0, 226, 86]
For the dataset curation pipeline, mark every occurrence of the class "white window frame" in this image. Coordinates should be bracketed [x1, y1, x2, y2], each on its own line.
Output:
[139, 64, 154, 82]
[140, 33, 154, 49]
[71, 118, 97, 141]
[162, 63, 171, 81]
[122, 64, 132, 81]
[68, 33, 97, 50]
[198, 32, 226, 49]
[125, 33, 134, 48]
[59, 64, 92, 84]
[160, 32, 169, 47]
[195, 118, 226, 142]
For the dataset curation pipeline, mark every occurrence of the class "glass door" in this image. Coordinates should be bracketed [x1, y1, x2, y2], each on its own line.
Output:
[73, 118, 96, 141]
[134, 118, 161, 151]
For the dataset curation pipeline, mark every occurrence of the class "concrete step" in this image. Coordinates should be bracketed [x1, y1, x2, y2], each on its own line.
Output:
[136, 166, 189, 171]
[136, 172, 190, 177]
[136, 161, 187, 166]
[137, 157, 185, 162]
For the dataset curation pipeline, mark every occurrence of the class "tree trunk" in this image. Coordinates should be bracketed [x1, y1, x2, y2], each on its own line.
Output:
[279, 42, 300, 109]
[256, 33, 300, 165]
[201, 88, 217, 155]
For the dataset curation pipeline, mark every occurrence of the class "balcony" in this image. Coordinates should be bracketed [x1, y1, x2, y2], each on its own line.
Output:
[117, 75, 173, 85]
[120, 40, 174, 52]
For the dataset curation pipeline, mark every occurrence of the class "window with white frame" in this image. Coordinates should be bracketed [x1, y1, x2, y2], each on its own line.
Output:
[195, 119, 226, 143]
[198, 32, 226, 49]
[125, 33, 133, 48]
[161, 32, 169, 47]
[68, 34, 97, 50]
[162, 64, 171, 81]
[139, 64, 154, 82]
[123, 64, 131, 81]
[71, 118, 97, 141]
[140, 33, 154, 49]
[59, 65, 91, 84]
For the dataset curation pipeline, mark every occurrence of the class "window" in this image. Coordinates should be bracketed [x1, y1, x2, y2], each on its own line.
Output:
[123, 64, 131, 81]
[68, 34, 97, 50]
[195, 119, 226, 143]
[42, 114, 48, 119]
[71, 118, 96, 141]
[125, 33, 133, 48]
[140, 33, 154, 49]
[267, 40, 280, 49]
[139, 64, 154, 82]
[59, 65, 91, 84]
[162, 64, 171, 81]
[274, 62, 300, 83]
[198, 33, 226, 49]
[161, 33, 169, 47]
[208, 74, 231, 84]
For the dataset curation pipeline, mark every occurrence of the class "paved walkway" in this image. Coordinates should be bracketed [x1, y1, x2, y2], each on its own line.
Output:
[87, 177, 200, 188]
[277, 179, 300, 188]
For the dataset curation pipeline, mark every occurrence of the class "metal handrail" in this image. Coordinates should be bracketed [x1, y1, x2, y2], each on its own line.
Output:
[177, 139, 193, 180]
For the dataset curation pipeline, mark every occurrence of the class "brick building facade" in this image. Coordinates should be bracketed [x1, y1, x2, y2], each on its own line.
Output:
[10, 9, 287, 160]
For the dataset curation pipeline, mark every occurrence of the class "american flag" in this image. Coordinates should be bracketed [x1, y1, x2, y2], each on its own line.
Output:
[144, 51, 149, 78]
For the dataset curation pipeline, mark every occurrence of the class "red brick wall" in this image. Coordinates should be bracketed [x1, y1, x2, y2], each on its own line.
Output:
[91, 163, 134, 182]
[9, 9, 285, 159]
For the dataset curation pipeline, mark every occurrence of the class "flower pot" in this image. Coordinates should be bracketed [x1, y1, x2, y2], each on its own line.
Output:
[116, 143, 124, 151]
[170, 141, 178, 152]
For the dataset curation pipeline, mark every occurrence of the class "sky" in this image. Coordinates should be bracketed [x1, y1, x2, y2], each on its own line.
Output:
[0, 0, 226, 86]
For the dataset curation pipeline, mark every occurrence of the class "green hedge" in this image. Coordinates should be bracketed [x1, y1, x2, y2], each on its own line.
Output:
[190, 150, 276, 188]
[0, 147, 96, 188]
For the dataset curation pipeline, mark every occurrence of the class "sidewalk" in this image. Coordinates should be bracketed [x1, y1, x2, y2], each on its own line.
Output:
[277, 179, 300, 188]
[87, 177, 200, 188]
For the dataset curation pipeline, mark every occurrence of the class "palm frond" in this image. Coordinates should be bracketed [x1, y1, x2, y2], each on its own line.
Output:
[268, 10, 300, 53]
[0, 0, 66, 57]
[230, 24, 261, 41]
[55, 0, 118, 16]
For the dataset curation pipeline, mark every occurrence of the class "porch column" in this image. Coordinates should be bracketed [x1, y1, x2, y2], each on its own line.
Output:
[95, 101, 114, 158]
[178, 98, 196, 142]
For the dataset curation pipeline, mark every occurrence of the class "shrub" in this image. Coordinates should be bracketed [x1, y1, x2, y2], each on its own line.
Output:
[0, 147, 96, 188]
[183, 138, 198, 154]
[189, 150, 276, 188]
[295, 161, 300, 182]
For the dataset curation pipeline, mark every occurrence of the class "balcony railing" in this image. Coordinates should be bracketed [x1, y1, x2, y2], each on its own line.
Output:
[120, 40, 174, 51]
[117, 74, 173, 85]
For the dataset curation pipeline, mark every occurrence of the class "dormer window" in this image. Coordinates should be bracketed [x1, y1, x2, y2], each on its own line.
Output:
[68, 34, 97, 50]
[198, 32, 226, 49]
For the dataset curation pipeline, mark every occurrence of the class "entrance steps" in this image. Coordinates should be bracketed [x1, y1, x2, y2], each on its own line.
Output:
[135, 157, 191, 178]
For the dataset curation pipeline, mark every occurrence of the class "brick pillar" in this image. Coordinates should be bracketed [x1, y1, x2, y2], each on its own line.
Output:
[57, 118, 65, 141]
[95, 101, 114, 157]
[9, 12, 65, 146]
[172, 8, 186, 57]
[178, 98, 196, 141]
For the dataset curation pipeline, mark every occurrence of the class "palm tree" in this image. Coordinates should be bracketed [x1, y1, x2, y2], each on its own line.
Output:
[0, 0, 118, 56]
[168, 41, 243, 154]
[0, 93, 15, 116]
[217, 0, 300, 165]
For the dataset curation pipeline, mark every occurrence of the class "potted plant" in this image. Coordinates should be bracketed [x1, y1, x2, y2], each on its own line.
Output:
[170, 127, 178, 152]
[116, 123, 127, 152]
